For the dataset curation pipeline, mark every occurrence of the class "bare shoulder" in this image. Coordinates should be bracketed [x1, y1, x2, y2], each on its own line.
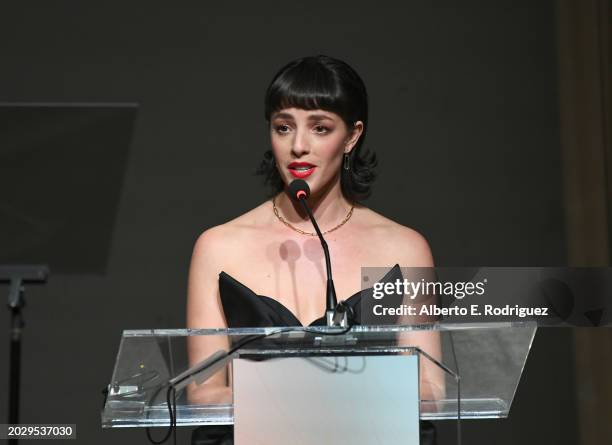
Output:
[191, 201, 272, 268]
[356, 206, 434, 267]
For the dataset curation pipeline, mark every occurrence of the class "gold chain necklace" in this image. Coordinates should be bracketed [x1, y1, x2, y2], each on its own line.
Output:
[272, 195, 354, 236]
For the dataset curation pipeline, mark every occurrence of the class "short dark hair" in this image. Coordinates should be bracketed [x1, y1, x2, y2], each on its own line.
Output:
[257, 55, 377, 202]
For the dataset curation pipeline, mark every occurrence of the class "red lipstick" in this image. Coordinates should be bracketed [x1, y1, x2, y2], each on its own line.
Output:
[288, 162, 316, 178]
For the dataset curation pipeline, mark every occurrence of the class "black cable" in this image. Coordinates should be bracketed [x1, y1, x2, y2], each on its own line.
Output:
[146, 385, 176, 445]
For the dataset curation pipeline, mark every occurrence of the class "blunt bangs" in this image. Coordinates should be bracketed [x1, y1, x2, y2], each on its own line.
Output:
[264, 56, 365, 126]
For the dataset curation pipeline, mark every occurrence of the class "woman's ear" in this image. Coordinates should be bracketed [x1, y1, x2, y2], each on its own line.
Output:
[345, 121, 364, 153]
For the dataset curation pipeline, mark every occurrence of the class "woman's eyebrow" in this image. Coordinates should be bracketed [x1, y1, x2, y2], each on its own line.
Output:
[271, 112, 334, 121]
[272, 112, 295, 120]
[307, 114, 334, 121]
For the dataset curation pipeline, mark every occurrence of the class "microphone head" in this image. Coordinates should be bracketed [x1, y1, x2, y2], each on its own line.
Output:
[288, 179, 310, 201]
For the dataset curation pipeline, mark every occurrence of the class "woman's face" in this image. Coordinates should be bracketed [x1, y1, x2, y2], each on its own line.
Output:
[269, 107, 363, 196]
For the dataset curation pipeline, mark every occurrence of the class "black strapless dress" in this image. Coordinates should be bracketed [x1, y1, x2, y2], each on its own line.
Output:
[192, 264, 438, 445]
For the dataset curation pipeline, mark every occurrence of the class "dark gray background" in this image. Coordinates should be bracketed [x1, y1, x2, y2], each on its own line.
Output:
[0, 1, 580, 444]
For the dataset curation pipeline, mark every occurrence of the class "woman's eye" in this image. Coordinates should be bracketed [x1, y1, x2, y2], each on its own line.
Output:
[274, 124, 291, 134]
[313, 125, 330, 134]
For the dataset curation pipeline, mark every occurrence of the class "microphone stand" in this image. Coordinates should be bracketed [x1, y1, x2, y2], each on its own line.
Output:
[295, 197, 347, 327]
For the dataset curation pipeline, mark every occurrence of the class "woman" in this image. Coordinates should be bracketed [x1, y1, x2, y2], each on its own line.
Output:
[187, 55, 442, 444]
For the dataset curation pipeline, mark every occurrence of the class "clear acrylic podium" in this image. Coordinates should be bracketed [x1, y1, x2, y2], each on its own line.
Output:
[101, 321, 536, 442]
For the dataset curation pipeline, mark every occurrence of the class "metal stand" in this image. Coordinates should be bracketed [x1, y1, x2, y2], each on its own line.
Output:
[8, 281, 24, 445]
[9, 278, 24, 425]
[1, 265, 49, 445]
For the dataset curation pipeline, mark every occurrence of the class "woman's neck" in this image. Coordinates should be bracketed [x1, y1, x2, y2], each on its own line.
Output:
[273, 181, 354, 233]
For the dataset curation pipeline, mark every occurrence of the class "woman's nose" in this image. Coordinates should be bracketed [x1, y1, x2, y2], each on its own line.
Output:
[291, 128, 310, 156]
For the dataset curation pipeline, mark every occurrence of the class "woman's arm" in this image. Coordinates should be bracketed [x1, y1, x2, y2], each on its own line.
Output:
[186, 227, 232, 404]
[392, 227, 446, 403]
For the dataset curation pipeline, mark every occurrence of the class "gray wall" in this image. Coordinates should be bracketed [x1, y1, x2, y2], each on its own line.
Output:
[0, 2, 578, 444]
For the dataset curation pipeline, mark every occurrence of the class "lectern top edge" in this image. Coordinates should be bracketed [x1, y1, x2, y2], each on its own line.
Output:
[121, 320, 536, 337]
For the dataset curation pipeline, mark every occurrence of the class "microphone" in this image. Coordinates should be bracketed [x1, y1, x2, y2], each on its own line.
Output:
[288, 180, 347, 327]
[288, 179, 310, 202]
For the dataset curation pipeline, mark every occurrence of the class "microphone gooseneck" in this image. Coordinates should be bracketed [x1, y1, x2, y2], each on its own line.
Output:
[287, 180, 339, 324]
